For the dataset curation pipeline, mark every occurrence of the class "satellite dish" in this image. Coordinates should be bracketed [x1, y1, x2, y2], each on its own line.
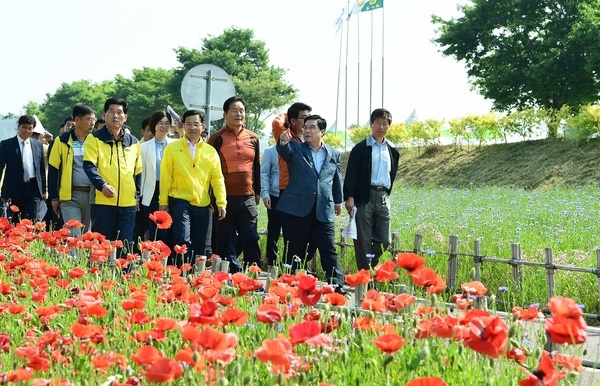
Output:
[180, 64, 236, 123]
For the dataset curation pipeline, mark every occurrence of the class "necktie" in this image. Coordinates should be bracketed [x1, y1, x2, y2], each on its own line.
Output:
[22, 140, 33, 182]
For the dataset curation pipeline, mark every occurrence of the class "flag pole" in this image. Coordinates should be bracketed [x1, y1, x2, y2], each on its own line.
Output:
[344, 0, 350, 151]
[335, 8, 344, 134]
[381, 3, 385, 107]
[369, 9, 374, 114]
[357, 4, 361, 126]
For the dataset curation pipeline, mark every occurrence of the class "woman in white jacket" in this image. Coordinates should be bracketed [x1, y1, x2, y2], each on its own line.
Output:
[140, 110, 174, 242]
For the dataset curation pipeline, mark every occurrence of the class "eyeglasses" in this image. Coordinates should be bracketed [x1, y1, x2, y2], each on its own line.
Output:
[157, 121, 171, 127]
[85, 118, 97, 124]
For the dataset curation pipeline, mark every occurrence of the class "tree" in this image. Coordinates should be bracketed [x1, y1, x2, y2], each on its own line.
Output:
[114, 67, 177, 138]
[432, 0, 600, 137]
[41, 80, 115, 135]
[169, 27, 297, 135]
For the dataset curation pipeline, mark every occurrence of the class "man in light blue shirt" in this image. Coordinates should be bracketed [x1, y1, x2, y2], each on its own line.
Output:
[260, 144, 281, 266]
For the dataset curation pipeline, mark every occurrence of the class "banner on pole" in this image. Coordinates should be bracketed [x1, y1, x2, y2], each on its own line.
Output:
[359, 0, 383, 12]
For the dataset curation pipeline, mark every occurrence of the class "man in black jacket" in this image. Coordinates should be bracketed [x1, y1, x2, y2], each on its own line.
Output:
[343, 108, 400, 271]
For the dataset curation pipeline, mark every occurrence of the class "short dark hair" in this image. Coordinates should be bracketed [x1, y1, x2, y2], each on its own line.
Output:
[370, 108, 392, 125]
[148, 110, 172, 135]
[141, 118, 150, 130]
[182, 109, 206, 124]
[287, 102, 311, 120]
[223, 96, 246, 113]
[18, 115, 36, 127]
[95, 118, 105, 126]
[103, 97, 128, 114]
[72, 104, 95, 119]
[304, 114, 327, 131]
[63, 117, 74, 125]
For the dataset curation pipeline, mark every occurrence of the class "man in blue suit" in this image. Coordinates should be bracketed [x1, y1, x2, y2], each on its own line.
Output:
[276, 114, 346, 293]
[0, 115, 47, 222]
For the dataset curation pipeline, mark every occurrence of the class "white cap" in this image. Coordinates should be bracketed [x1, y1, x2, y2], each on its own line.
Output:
[33, 125, 45, 134]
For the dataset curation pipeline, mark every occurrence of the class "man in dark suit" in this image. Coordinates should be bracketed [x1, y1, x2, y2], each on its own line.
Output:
[0, 115, 47, 222]
[276, 114, 346, 293]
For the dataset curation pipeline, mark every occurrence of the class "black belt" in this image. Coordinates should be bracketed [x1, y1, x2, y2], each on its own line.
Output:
[72, 186, 91, 192]
[369, 185, 387, 192]
[24, 177, 37, 184]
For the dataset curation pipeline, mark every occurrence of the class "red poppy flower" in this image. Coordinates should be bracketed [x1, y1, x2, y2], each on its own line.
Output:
[374, 260, 400, 282]
[0, 333, 11, 353]
[323, 292, 347, 306]
[412, 268, 447, 295]
[289, 321, 332, 346]
[519, 350, 566, 386]
[506, 347, 527, 364]
[188, 300, 219, 324]
[512, 306, 543, 321]
[140, 357, 183, 383]
[131, 345, 163, 366]
[404, 377, 447, 386]
[386, 293, 416, 312]
[461, 281, 487, 296]
[395, 252, 426, 275]
[255, 337, 296, 374]
[154, 317, 181, 331]
[372, 333, 406, 354]
[64, 219, 83, 228]
[256, 304, 284, 324]
[68, 267, 85, 279]
[548, 296, 583, 319]
[298, 274, 318, 291]
[463, 315, 508, 358]
[430, 314, 458, 339]
[220, 308, 249, 326]
[545, 314, 587, 345]
[9, 205, 19, 213]
[149, 211, 173, 230]
[174, 244, 187, 255]
[552, 353, 583, 372]
[345, 269, 371, 287]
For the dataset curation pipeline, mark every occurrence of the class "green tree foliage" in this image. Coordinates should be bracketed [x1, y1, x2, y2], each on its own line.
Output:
[386, 123, 410, 145]
[23, 101, 44, 121]
[170, 27, 297, 135]
[407, 119, 443, 151]
[432, 0, 600, 137]
[322, 132, 343, 149]
[41, 80, 115, 135]
[566, 104, 600, 144]
[114, 67, 176, 138]
[500, 109, 545, 141]
[348, 126, 370, 144]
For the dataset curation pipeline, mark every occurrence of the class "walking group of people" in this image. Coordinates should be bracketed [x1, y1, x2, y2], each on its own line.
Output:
[0, 96, 399, 295]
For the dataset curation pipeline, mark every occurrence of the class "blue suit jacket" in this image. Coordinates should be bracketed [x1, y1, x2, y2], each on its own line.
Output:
[0, 135, 46, 200]
[276, 140, 342, 223]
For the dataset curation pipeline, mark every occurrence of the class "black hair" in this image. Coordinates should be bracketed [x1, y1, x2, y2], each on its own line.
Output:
[148, 111, 173, 135]
[182, 109, 206, 123]
[18, 115, 36, 127]
[370, 108, 392, 125]
[72, 103, 95, 119]
[223, 96, 246, 113]
[63, 117, 74, 125]
[141, 118, 150, 130]
[103, 97, 128, 114]
[304, 114, 327, 131]
[287, 102, 312, 120]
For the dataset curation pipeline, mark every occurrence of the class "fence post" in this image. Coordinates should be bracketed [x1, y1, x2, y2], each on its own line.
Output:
[339, 227, 347, 262]
[391, 232, 399, 255]
[545, 247, 555, 300]
[596, 249, 600, 302]
[413, 234, 423, 254]
[543, 247, 558, 354]
[511, 243, 522, 290]
[473, 239, 481, 282]
[447, 235, 459, 290]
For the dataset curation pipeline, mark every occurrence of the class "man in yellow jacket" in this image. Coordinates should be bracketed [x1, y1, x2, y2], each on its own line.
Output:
[83, 98, 142, 250]
[159, 109, 226, 267]
[48, 103, 96, 236]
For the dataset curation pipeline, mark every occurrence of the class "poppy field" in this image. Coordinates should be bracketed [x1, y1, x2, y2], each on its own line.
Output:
[0, 210, 591, 385]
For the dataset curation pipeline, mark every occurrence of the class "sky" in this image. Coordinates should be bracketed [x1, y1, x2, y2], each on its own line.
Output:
[0, 0, 492, 133]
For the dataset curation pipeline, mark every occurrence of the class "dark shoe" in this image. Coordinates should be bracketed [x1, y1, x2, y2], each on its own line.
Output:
[334, 285, 348, 296]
